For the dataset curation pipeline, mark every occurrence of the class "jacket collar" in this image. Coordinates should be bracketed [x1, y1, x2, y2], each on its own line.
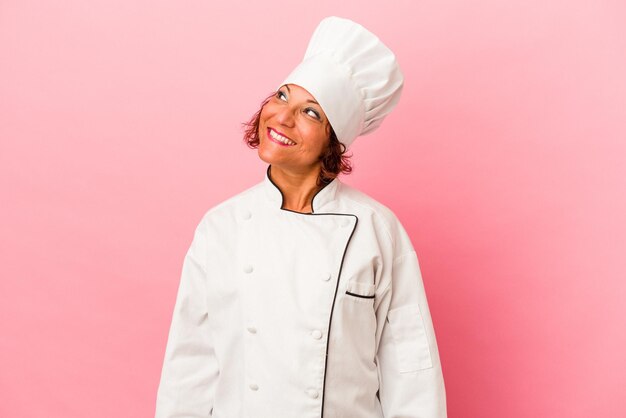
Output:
[262, 164, 340, 214]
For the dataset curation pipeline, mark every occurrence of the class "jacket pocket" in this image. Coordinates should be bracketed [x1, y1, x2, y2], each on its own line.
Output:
[340, 279, 377, 359]
[344, 279, 376, 301]
[387, 304, 433, 372]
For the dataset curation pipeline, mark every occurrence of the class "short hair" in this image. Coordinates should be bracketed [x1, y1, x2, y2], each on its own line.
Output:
[242, 91, 353, 186]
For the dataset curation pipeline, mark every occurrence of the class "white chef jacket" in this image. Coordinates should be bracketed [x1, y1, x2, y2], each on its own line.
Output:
[155, 164, 447, 418]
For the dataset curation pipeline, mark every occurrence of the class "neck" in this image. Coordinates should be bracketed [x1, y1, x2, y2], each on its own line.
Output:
[269, 164, 324, 213]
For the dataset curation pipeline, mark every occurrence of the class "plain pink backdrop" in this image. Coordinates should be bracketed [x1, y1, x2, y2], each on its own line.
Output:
[1, 1, 625, 417]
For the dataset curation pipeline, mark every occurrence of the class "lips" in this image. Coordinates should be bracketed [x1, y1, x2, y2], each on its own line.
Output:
[267, 128, 296, 146]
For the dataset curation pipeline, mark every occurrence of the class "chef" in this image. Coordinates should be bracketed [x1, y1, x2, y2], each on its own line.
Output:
[155, 16, 447, 418]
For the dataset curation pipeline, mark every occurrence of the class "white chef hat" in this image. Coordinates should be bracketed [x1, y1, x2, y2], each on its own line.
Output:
[278, 16, 404, 149]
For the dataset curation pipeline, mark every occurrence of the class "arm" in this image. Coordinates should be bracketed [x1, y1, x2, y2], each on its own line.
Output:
[375, 230, 447, 417]
[155, 219, 219, 417]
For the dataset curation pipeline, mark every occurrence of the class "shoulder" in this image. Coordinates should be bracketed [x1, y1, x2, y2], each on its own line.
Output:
[338, 181, 399, 224]
[196, 180, 263, 228]
[337, 181, 414, 255]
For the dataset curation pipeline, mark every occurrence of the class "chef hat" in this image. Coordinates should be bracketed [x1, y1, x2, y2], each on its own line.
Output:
[278, 16, 404, 149]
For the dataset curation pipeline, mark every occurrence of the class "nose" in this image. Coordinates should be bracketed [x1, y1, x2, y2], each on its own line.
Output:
[275, 105, 295, 128]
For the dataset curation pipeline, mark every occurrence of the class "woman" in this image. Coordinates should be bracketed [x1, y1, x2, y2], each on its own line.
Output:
[156, 16, 447, 418]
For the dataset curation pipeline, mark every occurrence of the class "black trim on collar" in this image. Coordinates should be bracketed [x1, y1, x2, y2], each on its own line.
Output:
[266, 165, 335, 214]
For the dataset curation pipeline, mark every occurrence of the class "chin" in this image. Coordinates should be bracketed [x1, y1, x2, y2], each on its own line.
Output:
[257, 148, 280, 166]
[257, 152, 271, 165]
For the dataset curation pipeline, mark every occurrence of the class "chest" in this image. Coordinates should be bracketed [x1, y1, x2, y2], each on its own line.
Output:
[203, 209, 384, 320]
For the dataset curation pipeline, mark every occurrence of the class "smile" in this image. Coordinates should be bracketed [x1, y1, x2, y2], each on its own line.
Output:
[268, 128, 296, 146]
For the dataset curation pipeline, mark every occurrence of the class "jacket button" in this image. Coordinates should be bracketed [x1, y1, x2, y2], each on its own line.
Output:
[322, 272, 332, 281]
[247, 326, 257, 334]
[243, 264, 254, 274]
[249, 383, 259, 391]
[241, 210, 252, 220]
[311, 330, 323, 340]
[306, 389, 319, 399]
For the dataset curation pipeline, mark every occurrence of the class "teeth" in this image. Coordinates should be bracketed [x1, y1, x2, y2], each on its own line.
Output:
[269, 129, 296, 145]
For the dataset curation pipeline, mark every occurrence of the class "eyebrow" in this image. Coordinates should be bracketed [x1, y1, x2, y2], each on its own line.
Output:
[283, 85, 319, 105]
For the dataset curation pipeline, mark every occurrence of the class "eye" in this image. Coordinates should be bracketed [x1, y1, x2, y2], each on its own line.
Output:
[276, 90, 287, 101]
[305, 108, 320, 119]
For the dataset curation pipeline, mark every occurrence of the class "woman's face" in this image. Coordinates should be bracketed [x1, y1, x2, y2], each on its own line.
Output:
[257, 84, 331, 174]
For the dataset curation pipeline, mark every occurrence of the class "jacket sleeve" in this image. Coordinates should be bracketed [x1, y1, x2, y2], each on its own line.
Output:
[155, 218, 219, 417]
[375, 221, 447, 418]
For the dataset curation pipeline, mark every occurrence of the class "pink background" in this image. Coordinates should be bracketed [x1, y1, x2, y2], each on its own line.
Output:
[1, 1, 625, 416]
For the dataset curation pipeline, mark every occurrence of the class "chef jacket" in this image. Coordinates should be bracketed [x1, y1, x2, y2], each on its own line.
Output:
[155, 164, 447, 418]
